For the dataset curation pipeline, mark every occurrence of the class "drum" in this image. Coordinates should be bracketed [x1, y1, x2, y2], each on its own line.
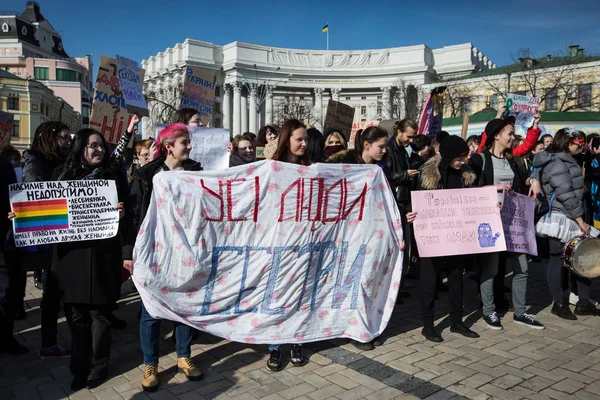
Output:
[563, 236, 600, 278]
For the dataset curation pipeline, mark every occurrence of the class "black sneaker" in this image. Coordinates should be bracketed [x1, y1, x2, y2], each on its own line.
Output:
[514, 313, 545, 329]
[574, 301, 597, 316]
[266, 348, 282, 372]
[551, 302, 577, 320]
[290, 345, 308, 367]
[351, 340, 374, 351]
[421, 326, 443, 343]
[450, 323, 480, 338]
[483, 312, 503, 330]
[40, 344, 71, 359]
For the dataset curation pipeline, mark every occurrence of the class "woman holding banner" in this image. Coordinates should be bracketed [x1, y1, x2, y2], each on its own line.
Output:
[532, 128, 597, 319]
[266, 119, 310, 371]
[471, 118, 545, 331]
[417, 131, 481, 342]
[51, 117, 136, 391]
[125, 123, 203, 392]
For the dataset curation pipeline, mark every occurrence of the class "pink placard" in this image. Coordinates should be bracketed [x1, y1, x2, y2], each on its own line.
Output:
[411, 187, 507, 257]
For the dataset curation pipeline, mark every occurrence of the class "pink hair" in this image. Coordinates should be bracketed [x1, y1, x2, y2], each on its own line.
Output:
[154, 123, 189, 159]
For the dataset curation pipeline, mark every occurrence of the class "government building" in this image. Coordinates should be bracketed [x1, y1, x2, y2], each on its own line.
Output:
[142, 39, 495, 135]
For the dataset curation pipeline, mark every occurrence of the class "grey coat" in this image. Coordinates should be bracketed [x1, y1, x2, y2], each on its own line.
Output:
[532, 151, 584, 220]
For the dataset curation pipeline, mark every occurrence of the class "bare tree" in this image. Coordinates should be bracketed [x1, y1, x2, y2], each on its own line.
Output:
[273, 97, 321, 127]
[144, 79, 185, 128]
[435, 81, 475, 117]
[386, 79, 421, 120]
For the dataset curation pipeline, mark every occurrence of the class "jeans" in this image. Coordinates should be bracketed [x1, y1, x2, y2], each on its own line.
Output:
[140, 302, 193, 365]
[420, 256, 464, 327]
[480, 252, 499, 316]
[70, 304, 111, 380]
[506, 253, 528, 317]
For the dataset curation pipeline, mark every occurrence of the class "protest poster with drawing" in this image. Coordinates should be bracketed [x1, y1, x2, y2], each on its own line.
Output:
[155, 125, 230, 171]
[133, 160, 403, 344]
[0, 111, 14, 148]
[9, 180, 119, 247]
[503, 93, 541, 128]
[501, 191, 538, 256]
[411, 187, 507, 257]
[180, 66, 217, 126]
[324, 100, 355, 140]
[90, 55, 145, 144]
[116, 54, 149, 117]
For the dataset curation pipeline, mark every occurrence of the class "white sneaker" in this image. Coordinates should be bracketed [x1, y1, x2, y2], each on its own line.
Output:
[569, 293, 598, 307]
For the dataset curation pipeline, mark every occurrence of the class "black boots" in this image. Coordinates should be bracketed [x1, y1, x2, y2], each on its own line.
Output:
[574, 301, 597, 316]
[421, 325, 443, 343]
[551, 301, 577, 320]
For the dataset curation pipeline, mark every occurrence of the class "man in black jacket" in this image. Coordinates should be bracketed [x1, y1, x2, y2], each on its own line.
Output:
[0, 154, 28, 354]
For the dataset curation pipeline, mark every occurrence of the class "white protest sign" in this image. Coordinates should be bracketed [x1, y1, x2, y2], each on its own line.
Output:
[504, 93, 541, 127]
[133, 160, 404, 344]
[116, 55, 149, 117]
[9, 180, 119, 247]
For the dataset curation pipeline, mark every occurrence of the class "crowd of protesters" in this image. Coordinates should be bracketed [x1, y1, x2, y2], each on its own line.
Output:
[1, 105, 599, 392]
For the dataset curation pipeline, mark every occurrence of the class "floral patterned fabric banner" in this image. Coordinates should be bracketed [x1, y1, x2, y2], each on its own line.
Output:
[133, 160, 403, 344]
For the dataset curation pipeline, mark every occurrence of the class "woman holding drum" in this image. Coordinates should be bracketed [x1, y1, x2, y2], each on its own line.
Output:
[533, 128, 598, 319]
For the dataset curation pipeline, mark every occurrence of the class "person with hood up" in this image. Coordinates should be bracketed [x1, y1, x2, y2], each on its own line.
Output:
[417, 131, 480, 342]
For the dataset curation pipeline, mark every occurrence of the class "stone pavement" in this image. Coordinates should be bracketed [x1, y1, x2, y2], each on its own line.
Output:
[2, 261, 600, 400]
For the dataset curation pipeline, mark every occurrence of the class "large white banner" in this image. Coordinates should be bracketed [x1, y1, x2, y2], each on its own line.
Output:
[133, 160, 403, 344]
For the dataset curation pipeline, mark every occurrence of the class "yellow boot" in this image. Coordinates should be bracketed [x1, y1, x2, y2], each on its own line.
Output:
[141, 364, 159, 392]
[177, 357, 203, 381]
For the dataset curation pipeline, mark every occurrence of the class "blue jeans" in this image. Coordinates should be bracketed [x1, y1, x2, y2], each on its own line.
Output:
[140, 302, 193, 364]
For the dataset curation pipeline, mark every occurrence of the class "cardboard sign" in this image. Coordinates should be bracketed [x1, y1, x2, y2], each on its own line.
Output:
[501, 191, 538, 256]
[9, 180, 119, 247]
[411, 187, 507, 257]
[116, 55, 149, 117]
[255, 146, 266, 159]
[0, 111, 14, 148]
[180, 66, 216, 126]
[133, 160, 404, 344]
[90, 55, 145, 144]
[503, 93, 541, 128]
[324, 100, 355, 140]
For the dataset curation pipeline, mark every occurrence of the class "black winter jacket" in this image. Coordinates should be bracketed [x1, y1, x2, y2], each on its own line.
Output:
[124, 156, 202, 260]
[470, 150, 529, 195]
[382, 137, 419, 210]
[21, 150, 62, 183]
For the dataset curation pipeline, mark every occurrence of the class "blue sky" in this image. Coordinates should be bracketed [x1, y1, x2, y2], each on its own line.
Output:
[4, 0, 599, 71]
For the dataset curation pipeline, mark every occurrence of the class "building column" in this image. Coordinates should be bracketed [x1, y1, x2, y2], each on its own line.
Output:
[265, 85, 274, 125]
[314, 88, 324, 129]
[381, 86, 392, 119]
[223, 84, 232, 131]
[417, 87, 424, 119]
[249, 83, 258, 134]
[241, 94, 248, 134]
[331, 88, 341, 102]
[232, 82, 242, 136]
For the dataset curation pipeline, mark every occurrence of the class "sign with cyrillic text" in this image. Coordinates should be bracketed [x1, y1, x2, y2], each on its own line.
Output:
[501, 191, 537, 256]
[324, 100, 355, 140]
[180, 66, 216, 126]
[133, 160, 403, 344]
[9, 180, 119, 247]
[116, 54, 149, 117]
[504, 93, 541, 128]
[411, 187, 507, 257]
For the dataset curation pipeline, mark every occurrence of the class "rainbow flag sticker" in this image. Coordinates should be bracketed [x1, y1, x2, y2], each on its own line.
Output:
[13, 199, 69, 233]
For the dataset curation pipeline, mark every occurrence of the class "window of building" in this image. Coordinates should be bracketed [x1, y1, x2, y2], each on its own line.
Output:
[377, 106, 382, 115]
[361, 106, 367, 115]
[283, 105, 289, 114]
[345, 96, 351, 100]
[215, 86, 221, 97]
[515, 90, 527, 96]
[82, 105, 89, 118]
[361, 96, 366, 100]
[8, 97, 19, 110]
[578, 84, 592, 107]
[377, 96, 382, 100]
[545, 88, 558, 110]
[34, 66, 49, 80]
[299, 106, 305, 114]
[460, 97, 471, 114]
[11, 120, 19, 137]
[56, 68, 81, 82]
[361, 118, 366, 122]
[214, 102, 221, 113]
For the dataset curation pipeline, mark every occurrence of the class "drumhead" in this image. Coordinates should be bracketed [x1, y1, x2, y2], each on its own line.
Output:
[572, 238, 600, 278]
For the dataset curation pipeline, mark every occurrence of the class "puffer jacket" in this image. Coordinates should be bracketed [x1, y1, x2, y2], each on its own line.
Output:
[418, 155, 477, 190]
[532, 151, 585, 220]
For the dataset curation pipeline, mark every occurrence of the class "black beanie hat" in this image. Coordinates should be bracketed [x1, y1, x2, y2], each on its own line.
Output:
[437, 131, 469, 166]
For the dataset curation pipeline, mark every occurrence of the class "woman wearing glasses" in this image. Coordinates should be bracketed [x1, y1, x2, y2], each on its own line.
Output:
[19, 122, 73, 359]
[50, 118, 138, 391]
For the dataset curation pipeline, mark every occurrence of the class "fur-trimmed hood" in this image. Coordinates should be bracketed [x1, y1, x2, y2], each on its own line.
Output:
[326, 149, 359, 164]
[420, 155, 476, 190]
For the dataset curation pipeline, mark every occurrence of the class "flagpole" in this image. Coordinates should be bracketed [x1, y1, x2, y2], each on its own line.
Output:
[327, 22, 329, 50]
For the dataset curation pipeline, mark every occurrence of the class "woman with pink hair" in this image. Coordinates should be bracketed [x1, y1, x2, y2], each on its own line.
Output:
[124, 123, 203, 392]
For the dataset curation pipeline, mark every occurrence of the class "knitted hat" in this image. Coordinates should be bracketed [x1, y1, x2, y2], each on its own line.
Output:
[436, 131, 469, 167]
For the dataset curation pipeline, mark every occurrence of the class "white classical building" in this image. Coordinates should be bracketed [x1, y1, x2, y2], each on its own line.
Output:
[142, 39, 495, 135]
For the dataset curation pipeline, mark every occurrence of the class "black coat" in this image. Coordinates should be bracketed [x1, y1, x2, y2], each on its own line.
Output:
[1, 156, 17, 255]
[382, 136, 418, 210]
[124, 156, 202, 260]
[21, 150, 62, 183]
[51, 163, 131, 305]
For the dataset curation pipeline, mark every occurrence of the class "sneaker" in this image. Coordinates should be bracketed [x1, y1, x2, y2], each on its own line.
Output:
[266, 348, 282, 371]
[142, 363, 159, 392]
[514, 313, 545, 329]
[40, 344, 71, 359]
[570, 293, 599, 307]
[551, 302, 577, 320]
[450, 323, 480, 338]
[574, 301, 597, 316]
[290, 344, 308, 367]
[421, 326, 443, 343]
[483, 312, 503, 330]
[177, 357, 203, 381]
[351, 340, 374, 351]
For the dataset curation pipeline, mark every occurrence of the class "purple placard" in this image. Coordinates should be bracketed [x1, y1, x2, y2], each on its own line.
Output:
[501, 191, 538, 256]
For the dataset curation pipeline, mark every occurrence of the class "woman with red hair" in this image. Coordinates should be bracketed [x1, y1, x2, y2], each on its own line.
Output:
[125, 123, 203, 392]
